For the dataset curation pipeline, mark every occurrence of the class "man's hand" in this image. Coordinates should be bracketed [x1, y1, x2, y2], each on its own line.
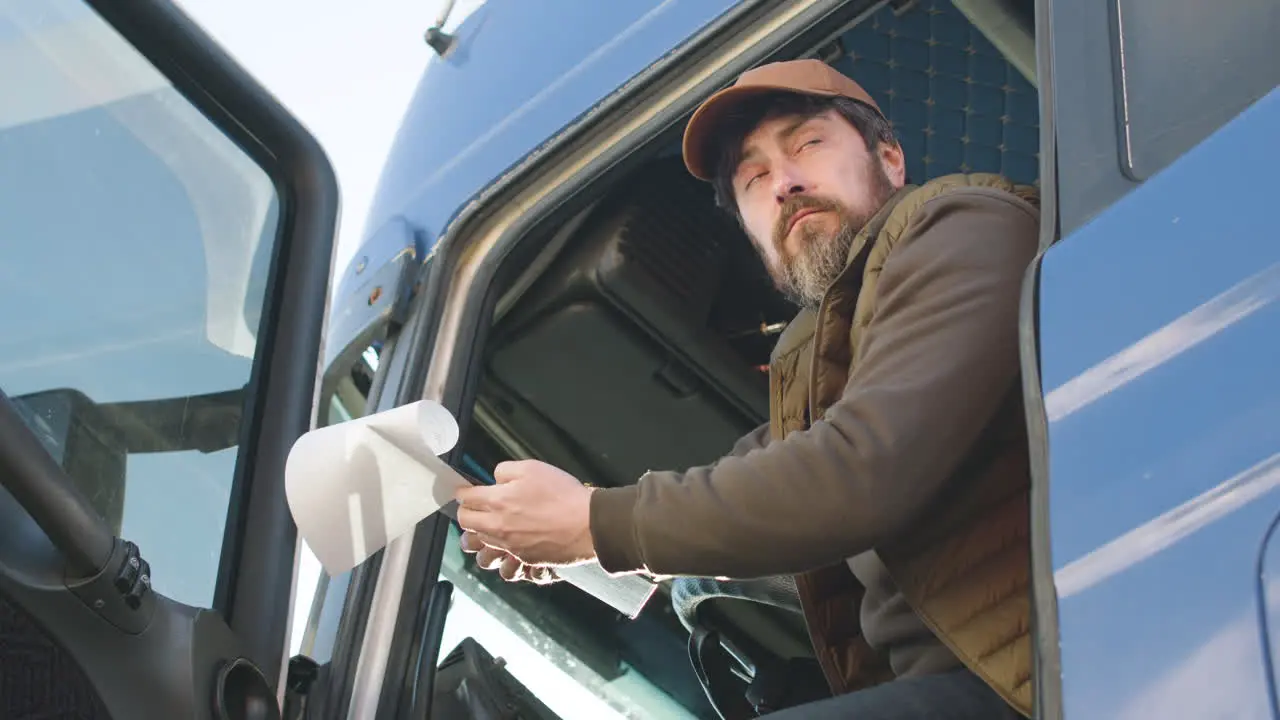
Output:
[459, 530, 561, 584]
[454, 459, 597, 571]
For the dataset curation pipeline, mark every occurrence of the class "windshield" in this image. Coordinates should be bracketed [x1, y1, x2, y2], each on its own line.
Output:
[436, 524, 701, 719]
[0, 0, 281, 607]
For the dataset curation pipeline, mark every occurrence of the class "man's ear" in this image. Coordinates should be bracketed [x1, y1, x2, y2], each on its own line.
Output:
[879, 142, 907, 187]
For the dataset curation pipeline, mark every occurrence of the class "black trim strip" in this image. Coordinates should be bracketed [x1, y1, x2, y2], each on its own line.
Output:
[383, 525, 449, 720]
[406, 580, 455, 719]
[1255, 514, 1280, 717]
[311, 551, 383, 718]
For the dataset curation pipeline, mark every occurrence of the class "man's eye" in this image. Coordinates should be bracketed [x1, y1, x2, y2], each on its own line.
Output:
[799, 137, 822, 150]
[743, 171, 766, 189]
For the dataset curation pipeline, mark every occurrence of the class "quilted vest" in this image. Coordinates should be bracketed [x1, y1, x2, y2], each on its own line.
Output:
[768, 173, 1039, 716]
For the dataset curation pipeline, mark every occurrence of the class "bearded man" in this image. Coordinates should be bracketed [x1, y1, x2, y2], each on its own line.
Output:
[454, 59, 1040, 719]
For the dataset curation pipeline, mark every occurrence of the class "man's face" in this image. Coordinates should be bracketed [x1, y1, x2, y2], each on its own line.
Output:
[731, 108, 906, 308]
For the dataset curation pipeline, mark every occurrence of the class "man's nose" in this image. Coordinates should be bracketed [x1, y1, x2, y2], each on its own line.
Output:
[771, 166, 807, 203]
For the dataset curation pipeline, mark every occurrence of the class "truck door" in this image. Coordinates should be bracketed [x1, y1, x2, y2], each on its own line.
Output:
[0, 1, 337, 718]
[1029, 0, 1279, 717]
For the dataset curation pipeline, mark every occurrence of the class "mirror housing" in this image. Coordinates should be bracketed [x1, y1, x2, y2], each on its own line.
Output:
[9, 386, 251, 535]
[12, 388, 127, 534]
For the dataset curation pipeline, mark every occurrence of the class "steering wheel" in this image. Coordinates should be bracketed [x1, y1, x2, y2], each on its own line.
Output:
[672, 576, 831, 718]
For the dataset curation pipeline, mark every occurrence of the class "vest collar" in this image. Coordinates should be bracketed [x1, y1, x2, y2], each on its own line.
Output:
[771, 307, 816, 361]
[841, 184, 918, 270]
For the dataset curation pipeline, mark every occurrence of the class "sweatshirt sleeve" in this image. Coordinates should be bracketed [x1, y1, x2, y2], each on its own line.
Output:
[726, 421, 770, 458]
[589, 189, 1039, 578]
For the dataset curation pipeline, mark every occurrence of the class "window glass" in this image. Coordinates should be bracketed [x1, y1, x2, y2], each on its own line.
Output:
[1052, 0, 1278, 233]
[291, 359, 376, 660]
[1113, 0, 1278, 180]
[437, 523, 704, 720]
[0, 0, 280, 608]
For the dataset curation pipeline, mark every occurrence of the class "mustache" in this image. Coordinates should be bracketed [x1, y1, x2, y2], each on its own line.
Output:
[772, 194, 845, 251]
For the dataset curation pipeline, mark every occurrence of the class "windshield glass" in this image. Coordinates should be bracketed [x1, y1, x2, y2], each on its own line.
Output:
[0, 0, 280, 607]
[437, 524, 702, 719]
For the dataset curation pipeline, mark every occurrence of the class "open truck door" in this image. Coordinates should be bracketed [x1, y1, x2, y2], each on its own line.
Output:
[0, 0, 337, 718]
[1026, 0, 1279, 717]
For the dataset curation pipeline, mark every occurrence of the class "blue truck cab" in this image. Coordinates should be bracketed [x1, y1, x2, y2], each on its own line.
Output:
[0, 0, 1277, 718]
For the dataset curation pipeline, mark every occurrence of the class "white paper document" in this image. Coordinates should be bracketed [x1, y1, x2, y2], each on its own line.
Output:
[285, 399, 659, 619]
[285, 400, 471, 575]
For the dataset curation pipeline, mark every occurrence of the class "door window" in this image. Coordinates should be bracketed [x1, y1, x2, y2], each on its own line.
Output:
[1050, 0, 1278, 233]
[1110, 0, 1277, 181]
[0, 0, 282, 608]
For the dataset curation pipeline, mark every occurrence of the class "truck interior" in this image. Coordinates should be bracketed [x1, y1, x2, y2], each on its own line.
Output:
[342, 0, 1043, 716]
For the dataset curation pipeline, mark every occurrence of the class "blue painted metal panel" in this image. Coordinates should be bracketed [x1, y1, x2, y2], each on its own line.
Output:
[322, 217, 419, 372]
[1038, 88, 1280, 718]
[333, 0, 740, 302]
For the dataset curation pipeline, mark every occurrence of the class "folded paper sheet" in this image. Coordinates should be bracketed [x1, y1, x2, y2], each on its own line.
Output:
[286, 399, 659, 619]
[285, 400, 470, 575]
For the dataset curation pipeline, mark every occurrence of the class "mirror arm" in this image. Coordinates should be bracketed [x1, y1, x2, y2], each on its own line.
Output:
[0, 389, 114, 577]
[105, 387, 246, 455]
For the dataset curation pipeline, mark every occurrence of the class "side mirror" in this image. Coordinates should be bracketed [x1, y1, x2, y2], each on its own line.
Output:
[11, 388, 127, 534]
[9, 385, 250, 535]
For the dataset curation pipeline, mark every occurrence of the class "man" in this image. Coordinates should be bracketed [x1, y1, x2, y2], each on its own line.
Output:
[455, 59, 1039, 718]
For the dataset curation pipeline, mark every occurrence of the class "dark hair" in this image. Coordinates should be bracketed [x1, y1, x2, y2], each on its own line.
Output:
[710, 92, 897, 215]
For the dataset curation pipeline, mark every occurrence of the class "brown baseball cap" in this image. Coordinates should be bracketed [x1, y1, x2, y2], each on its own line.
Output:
[682, 58, 884, 180]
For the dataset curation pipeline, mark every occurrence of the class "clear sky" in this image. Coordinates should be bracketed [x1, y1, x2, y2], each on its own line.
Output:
[173, 0, 485, 286]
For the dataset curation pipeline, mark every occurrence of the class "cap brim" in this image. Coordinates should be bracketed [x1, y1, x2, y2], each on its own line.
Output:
[682, 83, 840, 181]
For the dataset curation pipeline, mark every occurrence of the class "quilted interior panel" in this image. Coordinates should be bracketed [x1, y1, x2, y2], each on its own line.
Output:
[833, 0, 1041, 186]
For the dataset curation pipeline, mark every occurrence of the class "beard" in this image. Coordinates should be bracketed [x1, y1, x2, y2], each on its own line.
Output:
[769, 160, 897, 310]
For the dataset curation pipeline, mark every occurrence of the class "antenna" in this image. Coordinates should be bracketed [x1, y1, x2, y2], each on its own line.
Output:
[424, 0, 457, 57]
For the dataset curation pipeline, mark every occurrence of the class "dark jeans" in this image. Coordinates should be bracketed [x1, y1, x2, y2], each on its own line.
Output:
[761, 669, 1022, 719]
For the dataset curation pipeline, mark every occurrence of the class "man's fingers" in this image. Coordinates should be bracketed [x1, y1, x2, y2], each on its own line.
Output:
[459, 530, 484, 554]
[455, 505, 502, 537]
[475, 545, 506, 570]
[465, 527, 514, 556]
[464, 532, 559, 586]
[499, 555, 525, 582]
